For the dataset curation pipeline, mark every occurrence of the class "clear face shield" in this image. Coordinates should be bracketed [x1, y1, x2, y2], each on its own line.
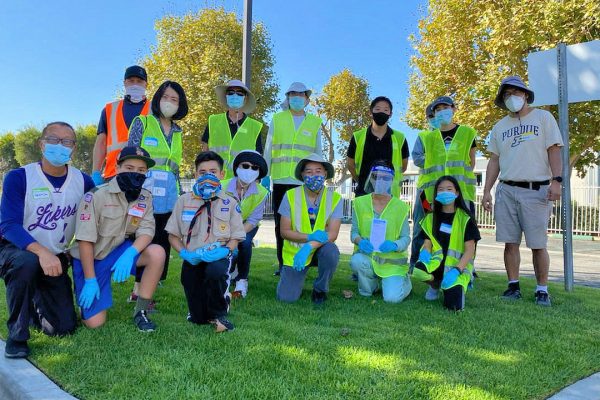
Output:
[363, 165, 395, 196]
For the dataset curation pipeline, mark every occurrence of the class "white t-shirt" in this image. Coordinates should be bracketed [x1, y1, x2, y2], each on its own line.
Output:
[488, 108, 563, 182]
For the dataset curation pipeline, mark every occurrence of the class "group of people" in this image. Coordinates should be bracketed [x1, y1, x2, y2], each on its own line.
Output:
[0, 65, 563, 359]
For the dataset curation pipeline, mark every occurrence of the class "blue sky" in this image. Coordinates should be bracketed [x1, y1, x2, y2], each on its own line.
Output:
[0, 0, 426, 147]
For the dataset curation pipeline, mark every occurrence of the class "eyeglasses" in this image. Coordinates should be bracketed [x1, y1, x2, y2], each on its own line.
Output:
[43, 136, 76, 147]
[239, 162, 259, 171]
[226, 90, 246, 96]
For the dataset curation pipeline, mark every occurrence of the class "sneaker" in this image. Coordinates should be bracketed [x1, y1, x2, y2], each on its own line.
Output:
[311, 289, 327, 305]
[535, 291, 552, 307]
[4, 339, 30, 358]
[233, 279, 248, 298]
[133, 310, 156, 332]
[127, 291, 138, 303]
[186, 312, 192, 322]
[425, 287, 439, 301]
[501, 286, 522, 300]
[273, 269, 281, 276]
[210, 317, 234, 332]
[350, 273, 358, 282]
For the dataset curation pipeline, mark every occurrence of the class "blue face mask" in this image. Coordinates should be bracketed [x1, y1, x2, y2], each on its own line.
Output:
[226, 94, 245, 110]
[428, 117, 441, 130]
[43, 143, 73, 167]
[303, 175, 325, 192]
[289, 96, 306, 112]
[435, 108, 453, 126]
[435, 191, 458, 205]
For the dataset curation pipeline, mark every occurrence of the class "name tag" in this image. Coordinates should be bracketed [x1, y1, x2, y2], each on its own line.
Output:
[151, 171, 168, 181]
[152, 187, 166, 197]
[32, 187, 50, 200]
[302, 130, 312, 137]
[182, 209, 195, 222]
[144, 137, 159, 147]
[440, 223, 453, 234]
[128, 206, 145, 218]
[237, 127, 247, 134]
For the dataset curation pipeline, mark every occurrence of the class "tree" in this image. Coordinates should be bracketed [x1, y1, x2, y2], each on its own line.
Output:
[14, 126, 42, 166]
[142, 8, 279, 177]
[313, 69, 371, 183]
[71, 124, 97, 174]
[406, 0, 600, 176]
[0, 133, 19, 174]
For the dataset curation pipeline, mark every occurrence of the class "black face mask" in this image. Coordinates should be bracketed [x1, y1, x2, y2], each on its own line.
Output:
[115, 172, 147, 202]
[372, 112, 390, 126]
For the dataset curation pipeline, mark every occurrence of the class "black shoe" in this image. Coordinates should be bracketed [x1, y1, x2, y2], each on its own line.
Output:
[4, 339, 30, 359]
[535, 290, 552, 307]
[501, 286, 522, 300]
[134, 310, 156, 332]
[273, 269, 281, 276]
[350, 273, 358, 282]
[311, 289, 327, 305]
[210, 317, 234, 332]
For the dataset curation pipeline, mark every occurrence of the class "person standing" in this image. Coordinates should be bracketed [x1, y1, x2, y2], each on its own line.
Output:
[264, 82, 323, 275]
[0, 122, 94, 358]
[201, 80, 264, 179]
[482, 76, 563, 307]
[92, 65, 150, 185]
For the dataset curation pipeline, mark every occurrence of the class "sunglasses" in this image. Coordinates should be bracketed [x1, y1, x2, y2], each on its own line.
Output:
[240, 162, 259, 171]
[226, 90, 246, 96]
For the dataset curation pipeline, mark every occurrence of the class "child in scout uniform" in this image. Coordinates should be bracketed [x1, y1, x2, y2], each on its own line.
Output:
[166, 151, 246, 332]
[350, 160, 412, 303]
[71, 146, 166, 331]
[413, 175, 481, 311]
[221, 150, 269, 298]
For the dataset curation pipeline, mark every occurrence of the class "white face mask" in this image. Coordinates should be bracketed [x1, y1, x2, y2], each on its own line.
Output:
[160, 101, 178, 118]
[125, 85, 146, 103]
[236, 167, 260, 184]
[505, 95, 525, 113]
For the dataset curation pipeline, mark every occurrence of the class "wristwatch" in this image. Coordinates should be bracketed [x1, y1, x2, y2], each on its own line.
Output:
[552, 176, 563, 183]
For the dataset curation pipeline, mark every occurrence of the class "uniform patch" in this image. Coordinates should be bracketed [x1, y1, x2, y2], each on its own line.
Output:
[139, 195, 145, 200]
[128, 206, 145, 218]
[137, 203, 146, 209]
[84, 193, 93, 202]
[220, 223, 227, 232]
[236, 204, 242, 213]
[221, 207, 229, 212]
[131, 217, 140, 226]
[223, 198, 230, 205]
[80, 213, 91, 221]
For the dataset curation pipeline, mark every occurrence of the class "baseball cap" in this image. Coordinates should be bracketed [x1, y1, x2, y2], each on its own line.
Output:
[124, 65, 148, 81]
[430, 96, 455, 110]
[117, 146, 155, 168]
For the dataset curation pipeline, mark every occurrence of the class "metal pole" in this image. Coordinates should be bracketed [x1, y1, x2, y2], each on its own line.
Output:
[242, 0, 253, 89]
[557, 42, 574, 291]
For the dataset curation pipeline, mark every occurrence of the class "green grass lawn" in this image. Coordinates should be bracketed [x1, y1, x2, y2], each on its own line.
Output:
[1, 248, 600, 400]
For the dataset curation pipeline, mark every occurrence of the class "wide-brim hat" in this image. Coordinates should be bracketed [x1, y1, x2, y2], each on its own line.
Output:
[117, 146, 155, 168]
[285, 81, 312, 97]
[215, 79, 257, 113]
[232, 150, 268, 180]
[494, 75, 535, 110]
[294, 153, 334, 181]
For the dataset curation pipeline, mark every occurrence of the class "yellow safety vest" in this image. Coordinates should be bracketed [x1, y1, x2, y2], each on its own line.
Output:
[221, 178, 268, 222]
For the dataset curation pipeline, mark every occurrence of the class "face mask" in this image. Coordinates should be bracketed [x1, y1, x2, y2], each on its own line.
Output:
[505, 95, 525, 113]
[116, 172, 147, 202]
[288, 96, 306, 112]
[193, 173, 222, 200]
[125, 85, 146, 103]
[160, 101, 178, 118]
[236, 167, 259, 184]
[43, 143, 73, 167]
[372, 112, 390, 126]
[435, 108, 453, 126]
[226, 94, 245, 109]
[372, 177, 393, 195]
[303, 175, 325, 192]
[435, 191, 458, 205]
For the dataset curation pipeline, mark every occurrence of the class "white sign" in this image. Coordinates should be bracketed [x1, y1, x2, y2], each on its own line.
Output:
[527, 40, 600, 106]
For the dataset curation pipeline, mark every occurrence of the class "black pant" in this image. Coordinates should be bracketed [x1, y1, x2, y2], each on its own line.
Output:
[443, 285, 465, 311]
[136, 212, 172, 283]
[0, 241, 76, 341]
[273, 184, 300, 270]
[181, 258, 230, 324]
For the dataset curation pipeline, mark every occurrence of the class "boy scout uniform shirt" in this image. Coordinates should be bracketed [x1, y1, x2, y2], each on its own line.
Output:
[165, 191, 246, 250]
[70, 178, 155, 260]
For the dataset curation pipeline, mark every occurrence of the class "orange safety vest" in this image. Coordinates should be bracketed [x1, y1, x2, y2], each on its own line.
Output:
[103, 99, 150, 178]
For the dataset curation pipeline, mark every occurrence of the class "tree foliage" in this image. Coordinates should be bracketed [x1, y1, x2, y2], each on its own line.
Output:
[406, 0, 600, 176]
[0, 133, 19, 173]
[72, 124, 97, 174]
[142, 8, 279, 176]
[314, 69, 371, 183]
[14, 126, 42, 167]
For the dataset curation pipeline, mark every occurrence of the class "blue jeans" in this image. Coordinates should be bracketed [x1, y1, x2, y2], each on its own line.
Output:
[231, 226, 258, 281]
[350, 253, 412, 303]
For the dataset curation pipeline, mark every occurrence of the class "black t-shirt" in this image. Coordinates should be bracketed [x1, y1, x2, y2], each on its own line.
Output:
[202, 113, 263, 153]
[347, 126, 410, 195]
[440, 125, 477, 149]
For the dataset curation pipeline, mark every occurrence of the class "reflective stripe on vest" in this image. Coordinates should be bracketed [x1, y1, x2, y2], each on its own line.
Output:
[104, 100, 150, 179]
[416, 126, 477, 202]
[353, 194, 410, 277]
[270, 111, 321, 181]
[353, 128, 405, 197]
[282, 186, 341, 267]
[208, 113, 263, 180]
[221, 178, 268, 221]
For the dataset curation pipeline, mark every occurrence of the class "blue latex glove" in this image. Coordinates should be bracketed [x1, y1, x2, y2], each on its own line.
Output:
[307, 230, 328, 243]
[379, 240, 398, 253]
[78, 277, 100, 309]
[202, 246, 230, 263]
[91, 170, 104, 186]
[358, 239, 374, 255]
[419, 249, 432, 263]
[261, 177, 271, 192]
[180, 249, 203, 265]
[441, 268, 461, 290]
[111, 246, 139, 283]
[292, 244, 312, 271]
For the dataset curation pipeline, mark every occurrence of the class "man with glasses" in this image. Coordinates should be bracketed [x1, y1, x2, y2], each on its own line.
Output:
[0, 122, 95, 358]
[201, 79, 264, 180]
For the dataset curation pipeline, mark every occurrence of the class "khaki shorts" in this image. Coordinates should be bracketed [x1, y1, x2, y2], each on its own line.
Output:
[494, 182, 552, 249]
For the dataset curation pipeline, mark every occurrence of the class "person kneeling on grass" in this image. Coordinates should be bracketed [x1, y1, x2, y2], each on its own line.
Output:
[350, 160, 412, 303]
[166, 151, 246, 332]
[276, 153, 342, 304]
[71, 146, 165, 332]
[413, 175, 480, 311]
